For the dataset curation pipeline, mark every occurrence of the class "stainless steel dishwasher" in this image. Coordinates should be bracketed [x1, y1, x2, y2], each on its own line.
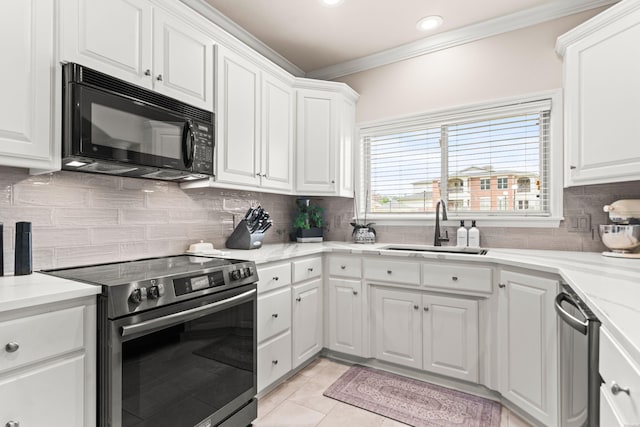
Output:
[555, 282, 601, 427]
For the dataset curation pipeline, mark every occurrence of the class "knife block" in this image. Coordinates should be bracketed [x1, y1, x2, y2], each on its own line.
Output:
[225, 220, 265, 250]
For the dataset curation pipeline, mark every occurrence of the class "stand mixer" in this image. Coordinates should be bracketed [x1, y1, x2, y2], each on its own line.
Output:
[599, 199, 640, 258]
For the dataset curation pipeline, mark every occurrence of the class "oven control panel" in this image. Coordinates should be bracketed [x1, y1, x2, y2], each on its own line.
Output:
[173, 271, 225, 296]
[229, 266, 255, 281]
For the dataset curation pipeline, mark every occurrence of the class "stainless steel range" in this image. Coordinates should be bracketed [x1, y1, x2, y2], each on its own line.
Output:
[44, 255, 258, 427]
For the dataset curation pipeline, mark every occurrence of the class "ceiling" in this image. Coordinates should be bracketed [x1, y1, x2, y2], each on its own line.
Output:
[199, 0, 615, 78]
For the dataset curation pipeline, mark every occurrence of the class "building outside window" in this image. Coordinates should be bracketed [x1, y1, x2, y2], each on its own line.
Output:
[518, 200, 530, 210]
[497, 177, 508, 190]
[479, 197, 491, 211]
[517, 177, 531, 193]
[497, 196, 507, 210]
[480, 178, 491, 190]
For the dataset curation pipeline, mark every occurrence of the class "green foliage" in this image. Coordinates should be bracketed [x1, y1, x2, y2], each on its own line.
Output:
[294, 203, 324, 230]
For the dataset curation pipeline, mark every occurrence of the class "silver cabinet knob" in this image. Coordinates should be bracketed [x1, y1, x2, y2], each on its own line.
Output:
[272, 313, 278, 318]
[424, 307, 429, 312]
[144, 69, 151, 76]
[340, 265, 346, 269]
[570, 165, 577, 170]
[6, 421, 20, 427]
[296, 296, 302, 302]
[387, 270, 392, 274]
[308, 267, 314, 272]
[5, 342, 19, 353]
[331, 180, 335, 184]
[352, 290, 358, 296]
[452, 276, 458, 281]
[272, 360, 278, 365]
[413, 305, 419, 310]
[498, 283, 506, 288]
[272, 276, 279, 281]
[611, 381, 631, 396]
[156, 74, 163, 81]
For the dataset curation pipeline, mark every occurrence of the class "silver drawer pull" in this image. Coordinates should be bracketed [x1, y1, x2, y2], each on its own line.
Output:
[353, 290, 358, 296]
[341, 265, 346, 269]
[156, 74, 163, 81]
[272, 360, 278, 365]
[5, 342, 19, 353]
[144, 69, 151, 76]
[424, 307, 429, 312]
[611, 381, 631, 396]
[498, 283, 506, 288]
[272, 276, 279, 281]
[387, 270, 392, 274]
[413, 305, 419, 310]
[272, 313, 278, 318]
[452, 276, 458, 281]
[296, 296, 302, 302]
[307, 267, 314, 272]
[6, 421, 20, 427]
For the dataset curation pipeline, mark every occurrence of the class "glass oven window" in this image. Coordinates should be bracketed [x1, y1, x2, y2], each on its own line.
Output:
[120, 299, 255, 427]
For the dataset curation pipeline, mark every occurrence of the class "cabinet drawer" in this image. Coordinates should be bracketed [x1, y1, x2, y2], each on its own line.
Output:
[329, 256, 361, 278]
[0, 355, 85, 426]
[292, 257, 322, 283]
[258, 287, 291, 343]
[423, 263, 492, 293]
[364, 259, 420, 285]
[0, 306, 85, 374]
[257, 332, 292, 392]
[257, 262, 292, 293]
[599, 328, 640, 424]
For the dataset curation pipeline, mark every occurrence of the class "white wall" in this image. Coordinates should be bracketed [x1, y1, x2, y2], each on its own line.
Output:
[335, 9, 604, 124]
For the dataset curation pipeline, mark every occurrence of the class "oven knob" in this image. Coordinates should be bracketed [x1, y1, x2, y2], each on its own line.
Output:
[147, 286, 160, 299]
[230, 269, 242, 280]
[129, 288, 143, 304]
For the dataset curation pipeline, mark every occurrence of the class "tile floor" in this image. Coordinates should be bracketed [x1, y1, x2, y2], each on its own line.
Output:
[254, 357, 533, 427]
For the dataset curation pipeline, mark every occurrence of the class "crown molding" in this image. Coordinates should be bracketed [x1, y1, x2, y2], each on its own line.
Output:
[306, 0, 618, 80]
[556, 0, 640, 55]
[179, 0, 306, 77]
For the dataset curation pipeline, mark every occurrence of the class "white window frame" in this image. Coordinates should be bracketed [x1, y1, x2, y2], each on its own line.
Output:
[355, 90, 563, 228]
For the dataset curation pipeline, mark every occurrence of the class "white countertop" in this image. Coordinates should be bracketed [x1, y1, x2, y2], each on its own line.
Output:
[221, 241, 640, 366]
[0, 272, 100, 313]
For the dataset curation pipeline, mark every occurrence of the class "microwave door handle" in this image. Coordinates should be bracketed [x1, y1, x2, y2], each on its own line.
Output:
[554, 292, 588, 335]
[182, 119, 195, 168]
[121, 288, 256, 338]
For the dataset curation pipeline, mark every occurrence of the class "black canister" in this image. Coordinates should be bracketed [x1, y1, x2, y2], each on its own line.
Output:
[14, 221, 32, 276]
[0, 222, 3, 276]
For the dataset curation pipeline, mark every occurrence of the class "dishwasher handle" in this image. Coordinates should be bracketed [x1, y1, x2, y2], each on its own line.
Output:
[554, 292, 588, 335]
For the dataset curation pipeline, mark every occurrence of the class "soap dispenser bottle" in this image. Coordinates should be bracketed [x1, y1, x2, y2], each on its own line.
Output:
[456, 221, 468, 247]
[468, 220, 480, 248]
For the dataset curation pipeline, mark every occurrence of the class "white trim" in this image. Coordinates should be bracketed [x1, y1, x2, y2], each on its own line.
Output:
[355, 90, 564, 228]
[306, 0, 616, 80]
[179, 0, 305, 77]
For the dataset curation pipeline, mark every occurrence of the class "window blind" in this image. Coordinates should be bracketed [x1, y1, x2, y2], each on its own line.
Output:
[360, 99, 552, 217]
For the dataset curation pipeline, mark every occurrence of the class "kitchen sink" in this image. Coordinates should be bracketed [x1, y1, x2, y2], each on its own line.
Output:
[379, 244, 488, 255]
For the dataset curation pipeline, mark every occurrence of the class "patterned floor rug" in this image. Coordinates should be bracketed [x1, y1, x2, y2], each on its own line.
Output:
[323, 365, 502, 427]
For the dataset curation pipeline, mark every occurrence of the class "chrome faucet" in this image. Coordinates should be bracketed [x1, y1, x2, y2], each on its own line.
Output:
[434, 199, 449, 246]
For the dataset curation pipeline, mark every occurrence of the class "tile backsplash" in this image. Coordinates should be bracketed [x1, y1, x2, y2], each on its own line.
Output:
[0, 166, 296, 273]
[318, 180, 640, 252]
[1, 165, 638, 273]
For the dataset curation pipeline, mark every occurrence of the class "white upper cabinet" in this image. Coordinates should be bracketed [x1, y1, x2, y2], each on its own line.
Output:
[0, 0, 58, 171]
[215, 46, 294, 191]
[295, 83, 358, 197]
[61, 0, 214, 111]
[557, 0, 640, 186]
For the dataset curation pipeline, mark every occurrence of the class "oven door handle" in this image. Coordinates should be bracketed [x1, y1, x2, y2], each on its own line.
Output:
[554, 292, 588, 335]
[121, 288, 256, 337]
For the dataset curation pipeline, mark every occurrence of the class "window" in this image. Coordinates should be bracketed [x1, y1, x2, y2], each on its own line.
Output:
[360, 95, 555, 221]
[518, 200, 530, 210]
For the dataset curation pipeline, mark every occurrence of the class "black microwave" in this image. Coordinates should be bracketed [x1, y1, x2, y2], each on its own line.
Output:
[62, 63, 214, 181]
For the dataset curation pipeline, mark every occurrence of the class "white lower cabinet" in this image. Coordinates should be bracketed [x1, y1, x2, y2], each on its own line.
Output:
[498, 270, 559, 427]
[0, 297, 96, 427]
[257, 332, 292, 393]
[328, 278, 363, 356]
[373, 287, 479, 381]
[292, 278, 323, 368]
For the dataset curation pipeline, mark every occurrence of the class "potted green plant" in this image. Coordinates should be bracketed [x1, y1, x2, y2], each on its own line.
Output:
[293, 198, 324, 240]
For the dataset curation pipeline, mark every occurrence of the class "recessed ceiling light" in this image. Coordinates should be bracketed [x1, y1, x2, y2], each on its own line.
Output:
[416, 15, 443, 32]
[319, 0, 344, 6]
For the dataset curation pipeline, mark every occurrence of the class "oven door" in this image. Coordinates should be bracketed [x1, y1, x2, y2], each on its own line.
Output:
[104, 284, 257, 427]
[67, 83, 195, 172]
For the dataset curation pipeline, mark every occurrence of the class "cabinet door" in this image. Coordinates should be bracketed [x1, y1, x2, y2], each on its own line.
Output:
[498, 271, 558, 426]
[60, 0, 153, 88]
[563, 6, 640, 186]
[216, 47, 261, 186]
[296, 89, 337, 194]
[422, 295, 478, 382]
[261, 73, 294, 191]
[153, 9, 214, 111]
[338, 96, 356, 197]
[373, 287, 422, 369]
[0, 355, 86, 427]
[328, 278, 363, 356]
[292, 279, 323, 368]
[0, 0, 57, 169]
